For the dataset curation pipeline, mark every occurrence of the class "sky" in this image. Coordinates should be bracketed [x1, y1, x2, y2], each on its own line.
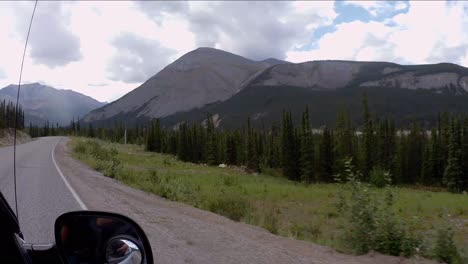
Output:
[0, 1, 467, 103]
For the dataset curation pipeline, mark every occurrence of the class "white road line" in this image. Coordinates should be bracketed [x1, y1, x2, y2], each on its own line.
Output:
[51, 138, 87, 210]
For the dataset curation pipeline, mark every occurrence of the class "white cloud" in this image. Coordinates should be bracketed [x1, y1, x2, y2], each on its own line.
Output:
[138, 1, 337, 60]
[288, 1, 468, 67]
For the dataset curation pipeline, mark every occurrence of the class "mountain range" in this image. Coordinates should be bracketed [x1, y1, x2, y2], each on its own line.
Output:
[81, 47, 468, 128]
[0, 83, 105, 126]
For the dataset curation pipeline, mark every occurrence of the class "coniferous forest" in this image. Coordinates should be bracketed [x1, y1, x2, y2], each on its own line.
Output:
[0, 99, 25, 130]
[31, 93, 468, 193]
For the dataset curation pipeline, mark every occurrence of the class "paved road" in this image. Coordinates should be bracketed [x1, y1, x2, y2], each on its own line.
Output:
[0, 137, 82, 243]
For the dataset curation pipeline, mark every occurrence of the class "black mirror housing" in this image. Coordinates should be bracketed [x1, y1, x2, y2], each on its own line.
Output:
[55, 211, 153, 264]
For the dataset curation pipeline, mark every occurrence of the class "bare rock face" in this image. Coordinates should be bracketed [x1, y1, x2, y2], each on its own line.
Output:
[252, 61, 363, 90]
[83, 47, 267, 122]
[361, 72, 468, 91]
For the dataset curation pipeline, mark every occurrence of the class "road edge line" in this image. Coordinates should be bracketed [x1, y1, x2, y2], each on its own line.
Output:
[52, 138, 88, 210]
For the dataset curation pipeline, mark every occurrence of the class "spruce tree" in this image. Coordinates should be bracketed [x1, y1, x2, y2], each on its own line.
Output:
[281, 110, 299, 181]
[443, 118, 464, 192]
[361, 91, 373, 180]
[246, 118, 260, 171]
[300, 107, 314, 183]
[206, 114, 218, 165]
[318, 126, 334, 182]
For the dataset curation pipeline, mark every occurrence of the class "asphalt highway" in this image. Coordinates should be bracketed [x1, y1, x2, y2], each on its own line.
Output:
[0, 137, 82, 243]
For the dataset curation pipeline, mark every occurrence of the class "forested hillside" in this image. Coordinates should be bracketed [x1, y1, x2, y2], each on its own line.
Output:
[41, 93, 468, 193]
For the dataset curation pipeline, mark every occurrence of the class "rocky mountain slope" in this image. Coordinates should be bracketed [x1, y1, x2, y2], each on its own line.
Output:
[0, 83, 106, 125]
[82, 47, 283, 124]
[82, 47, 468, 127]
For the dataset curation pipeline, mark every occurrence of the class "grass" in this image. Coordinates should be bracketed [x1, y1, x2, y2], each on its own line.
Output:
[70, 137, 468, 258]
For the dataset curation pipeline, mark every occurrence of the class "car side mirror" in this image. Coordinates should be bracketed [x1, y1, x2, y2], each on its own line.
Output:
[55, 211, 153, 264]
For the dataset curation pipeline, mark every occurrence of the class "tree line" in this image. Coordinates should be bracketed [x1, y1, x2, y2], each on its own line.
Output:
[32, 93, 468, 193]
[143, 93, 468, 193]
[0, 99, 25, 129]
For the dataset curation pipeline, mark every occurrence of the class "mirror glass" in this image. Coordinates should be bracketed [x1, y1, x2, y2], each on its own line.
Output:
[56, 213, 148, 264]
[106, 238, 142, 264]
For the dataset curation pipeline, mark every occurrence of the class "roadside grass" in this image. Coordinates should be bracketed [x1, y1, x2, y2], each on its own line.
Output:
[70, 137, 468, 258]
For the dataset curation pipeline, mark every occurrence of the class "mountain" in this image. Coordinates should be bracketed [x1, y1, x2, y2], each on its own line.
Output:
[162, 61, 468, 128]
[82, 47, 468, 128]
[248, 60, 468, 91]
[0, 83, 106, 125]
[82, 47, 271, 124]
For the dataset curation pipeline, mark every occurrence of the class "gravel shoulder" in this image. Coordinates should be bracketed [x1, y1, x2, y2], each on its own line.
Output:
[55, 137, 433, 264]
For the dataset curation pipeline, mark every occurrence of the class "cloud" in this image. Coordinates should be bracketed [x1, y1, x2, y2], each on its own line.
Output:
[137, 1, 337, 61]
[107, 32, 177, 83]
[288, 1, 468, 67]
[0, 69, 5, 79]
[134, 1, 189, 24]
[88, 83, 109, 87]
[12, 2, 82, 68]
[344, 1, 408, 17]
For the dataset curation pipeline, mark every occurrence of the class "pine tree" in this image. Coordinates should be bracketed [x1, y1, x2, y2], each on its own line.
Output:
[462, 117, 468, 190]
[406, 123, 425, 184]
[177, 122, 190, 161]
[246, 118, 259, 171]
[281, 110, 299, 181]
[361, 91, 373, 180]
[206, 114, 218, 165]
[318, 126, 334, 182]
[443, 117, 464, 192]
[300, 106, 314, 183]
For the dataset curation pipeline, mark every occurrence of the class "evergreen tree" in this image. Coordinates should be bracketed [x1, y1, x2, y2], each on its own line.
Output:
[300, 106, 315, 183]
[361, 91, 373, 180]
[318, 126, 334, 182]
[281, 110, 299, 181]
[443, 117, 464, 192]
[206, 114, 218, 165]
[246, 118, 260, 171]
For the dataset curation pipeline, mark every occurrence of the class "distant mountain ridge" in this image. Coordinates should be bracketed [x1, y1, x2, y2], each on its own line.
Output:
[0, 83, 106, 125]
[82, 47, 289, 124]
[82, 47, 468, 128]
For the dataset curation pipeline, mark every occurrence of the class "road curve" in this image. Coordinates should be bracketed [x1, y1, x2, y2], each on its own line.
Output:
[0, 137, 81, 243]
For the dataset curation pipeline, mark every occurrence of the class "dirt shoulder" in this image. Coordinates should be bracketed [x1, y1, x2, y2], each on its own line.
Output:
[55, 137, 433, 264]
[0, 128, 31, 146]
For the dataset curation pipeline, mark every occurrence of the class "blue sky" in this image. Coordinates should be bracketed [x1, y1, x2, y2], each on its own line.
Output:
[307, 1, 410, 51]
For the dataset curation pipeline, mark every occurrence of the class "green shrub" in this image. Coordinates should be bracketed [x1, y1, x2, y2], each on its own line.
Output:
[291, 223, 321, 240]
[153, 175, 193, 202]
[262, 207, 280, 234]
[434, 225, 461, 263]
[369, 167, 391, 188]
[107, 147, 121, 178]
[339, 158, 422, 256]
[208, 195, 249, 221]
[74, 140, 87, 154]
[222, 175, 238, 187]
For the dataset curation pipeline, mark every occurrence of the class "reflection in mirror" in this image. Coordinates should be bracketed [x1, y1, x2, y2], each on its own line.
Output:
[106, 238, 142, 264]
[56, 213, 149, 264]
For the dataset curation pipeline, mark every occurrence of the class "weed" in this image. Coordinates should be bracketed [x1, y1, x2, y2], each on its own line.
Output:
[222, 175, 238, 187]
[208, 194, 249, 221]
[262, 207, 280, 234]
[433, 225, 460, 263]
[369, 167, 391, 188]
[291, 224, 321, 240]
